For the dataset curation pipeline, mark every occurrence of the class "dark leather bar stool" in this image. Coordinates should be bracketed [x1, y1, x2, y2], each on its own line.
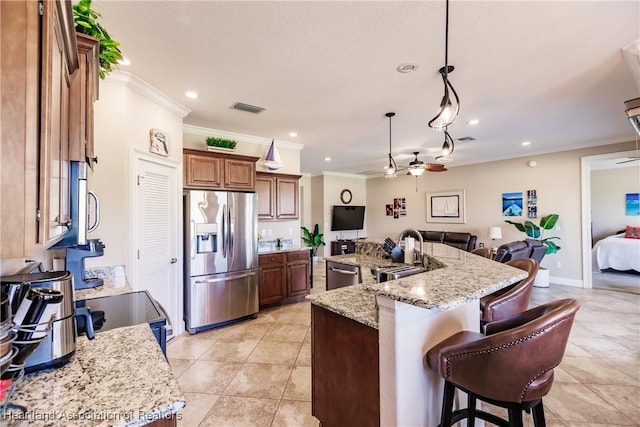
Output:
[480, 258, 538, 328]
[426, 298, 581, 427]
[470, 247, 492, 258]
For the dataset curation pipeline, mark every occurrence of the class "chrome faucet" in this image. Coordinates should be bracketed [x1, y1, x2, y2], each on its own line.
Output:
[397, 228, 424, 266]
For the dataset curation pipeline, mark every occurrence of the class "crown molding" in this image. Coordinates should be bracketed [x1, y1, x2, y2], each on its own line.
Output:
[183, 124, 304, 151]
[320, 171, 367, 180]
[105, 71, 191, 118]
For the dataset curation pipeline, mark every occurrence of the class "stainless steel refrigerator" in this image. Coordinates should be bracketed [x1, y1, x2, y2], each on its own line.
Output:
[183, 190, 258, 334]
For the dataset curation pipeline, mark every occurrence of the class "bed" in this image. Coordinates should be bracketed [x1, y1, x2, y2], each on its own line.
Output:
[593, 232, 640, 273]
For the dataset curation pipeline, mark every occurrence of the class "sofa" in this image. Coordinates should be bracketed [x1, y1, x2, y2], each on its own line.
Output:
[418, 230, 477, 252]
[493, 239, 546, 263]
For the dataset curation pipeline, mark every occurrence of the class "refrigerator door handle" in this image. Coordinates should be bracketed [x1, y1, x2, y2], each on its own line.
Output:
[221, 204, 227, 258]
[190, 220, 196, 259]
[228, 202, 234, 258]
[194, 271, 256, 284]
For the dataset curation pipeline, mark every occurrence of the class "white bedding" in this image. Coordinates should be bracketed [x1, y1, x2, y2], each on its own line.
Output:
[593, 233, 640, 272]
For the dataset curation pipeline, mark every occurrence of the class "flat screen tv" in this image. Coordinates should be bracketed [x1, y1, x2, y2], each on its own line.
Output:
[331, 205, 365, 231]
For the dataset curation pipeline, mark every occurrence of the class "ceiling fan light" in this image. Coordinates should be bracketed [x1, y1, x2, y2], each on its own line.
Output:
[409, 167, 424, 176]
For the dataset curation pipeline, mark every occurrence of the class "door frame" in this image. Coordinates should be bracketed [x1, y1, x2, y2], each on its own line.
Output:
[580, 149, 636, 289]
[129, 148, 183, 335]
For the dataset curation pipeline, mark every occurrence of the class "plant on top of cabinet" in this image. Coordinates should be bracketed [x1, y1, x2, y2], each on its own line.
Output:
[72, 0, 122, 79]
[206, 136, 237, 150]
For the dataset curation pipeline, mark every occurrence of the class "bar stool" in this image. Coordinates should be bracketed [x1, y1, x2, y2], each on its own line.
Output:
[426, 298, 580, 427]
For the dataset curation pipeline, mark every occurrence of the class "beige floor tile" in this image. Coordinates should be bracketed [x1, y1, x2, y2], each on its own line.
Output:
[168, 358, 194, 378]
[199, 395, 279, 427]
[177, 392, 219, 427]
[248, 340, 302, 365]
[303, 327, 311, 344]
[178, 360, 242, 394]
[560, 356, 637, 386]
[564, 341, 594, 357]
[167, 335, 218, 360]
[295, 343, 311, 367]
[553, 366, 580, 384]
[282, 366, 311, 401]
[569, 336, 637, 361]
[220, 323, 272, 341]
[544, 382, 636, 425]
[223, 363, 293, 399]
[263, 323, 309, 343]
[274, 311, 311, 326]
[608, 360, 640, 382]
[586, 384, 640, 422]
[199, 338, 260, 363]
[271, 400, 319, 427]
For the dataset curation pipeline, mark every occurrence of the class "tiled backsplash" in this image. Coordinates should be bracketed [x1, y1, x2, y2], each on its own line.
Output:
[258, 239, 295, 250]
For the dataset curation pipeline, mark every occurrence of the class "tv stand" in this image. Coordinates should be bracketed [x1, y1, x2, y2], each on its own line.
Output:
[330, 240, 357, 256]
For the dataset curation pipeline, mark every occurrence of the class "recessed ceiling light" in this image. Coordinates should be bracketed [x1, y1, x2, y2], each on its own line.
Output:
[521, 141, 531, 146]
[117, 57, 131, 66]
[324, 157, 331, 162]
[185, 91, 199, 99]
[467, 119, 479, 125]
[289, 132, 298, 137]
[397, 63, 418, 73]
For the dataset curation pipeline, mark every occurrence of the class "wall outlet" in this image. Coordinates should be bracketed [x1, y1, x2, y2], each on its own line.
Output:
[556, 261, 562, 268]
[479, 242, 485, 248]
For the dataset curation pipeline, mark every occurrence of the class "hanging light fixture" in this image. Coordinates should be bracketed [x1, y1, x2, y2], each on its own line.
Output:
[428, 0, 460, 131]
[435, 129, 454, 163]
[384, 112, 397, 178]
[408, 152, 425, 176]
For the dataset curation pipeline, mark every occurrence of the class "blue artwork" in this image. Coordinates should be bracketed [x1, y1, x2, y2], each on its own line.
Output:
[626, 193, 640, 216]
[502, 192, 524, 216]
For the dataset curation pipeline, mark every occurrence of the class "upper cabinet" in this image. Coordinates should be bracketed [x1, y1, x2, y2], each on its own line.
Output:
[183, 149, 259, 192]
[69, 32, 99, 168]
[1, 0, 79, 257]
[256, 172, 301, 221]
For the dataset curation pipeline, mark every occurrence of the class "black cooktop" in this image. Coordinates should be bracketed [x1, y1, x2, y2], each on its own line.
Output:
[77, 290, 166, 333]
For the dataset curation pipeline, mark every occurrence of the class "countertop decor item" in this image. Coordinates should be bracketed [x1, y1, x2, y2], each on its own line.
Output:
[505, 213, 561, 255]
[205, 136, 237, 151]
[72, 0, 122, 79]
[301, 224, 326, 260]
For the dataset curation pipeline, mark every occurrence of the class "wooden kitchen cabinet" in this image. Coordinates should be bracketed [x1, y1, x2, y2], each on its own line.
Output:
[1, 0, 78, 257]
[256, 172, 301, 220]
[69, 32, 99, 168]
[183, 149, 259, 191]
[258, 249, 310, 307]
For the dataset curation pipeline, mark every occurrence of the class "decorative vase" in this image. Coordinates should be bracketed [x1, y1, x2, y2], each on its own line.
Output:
[534, 267, 550, 288]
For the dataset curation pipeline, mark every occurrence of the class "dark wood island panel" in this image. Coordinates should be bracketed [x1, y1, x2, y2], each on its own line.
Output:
[311, 305, 379, 427]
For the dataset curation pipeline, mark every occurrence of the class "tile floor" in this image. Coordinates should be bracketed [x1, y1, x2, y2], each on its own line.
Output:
[168, 262, 640, 426]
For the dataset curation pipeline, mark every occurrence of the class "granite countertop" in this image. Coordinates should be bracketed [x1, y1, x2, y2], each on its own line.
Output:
[308, 242, 528, 329]
[258, 246, 309, 255]
[75, 266, 133, 301]
[6, 324, 185, 426]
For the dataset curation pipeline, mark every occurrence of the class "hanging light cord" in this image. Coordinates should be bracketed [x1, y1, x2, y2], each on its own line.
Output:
[388, 114, 397, 171]
[444, 0, 449, 78]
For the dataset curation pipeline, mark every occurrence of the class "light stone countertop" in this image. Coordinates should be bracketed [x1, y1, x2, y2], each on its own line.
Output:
[307, 242, 528, 329]
[75, 266, 133, 301]
[257, 246, 309, 255]
[6, 324, 185, 426]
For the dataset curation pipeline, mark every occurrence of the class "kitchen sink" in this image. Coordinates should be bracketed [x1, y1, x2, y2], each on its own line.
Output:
[372, 265, 427, 283]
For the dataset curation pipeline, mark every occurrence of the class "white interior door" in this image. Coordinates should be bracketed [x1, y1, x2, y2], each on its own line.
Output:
[134, 155, 180, 336]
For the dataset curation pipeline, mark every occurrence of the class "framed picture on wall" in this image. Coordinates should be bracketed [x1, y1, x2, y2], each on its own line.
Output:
[426, 190, 465, 223]
[149, 128, 169, 156]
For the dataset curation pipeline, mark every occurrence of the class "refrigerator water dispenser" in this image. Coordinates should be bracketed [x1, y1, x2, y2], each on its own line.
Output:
[196, 223, 218, 253]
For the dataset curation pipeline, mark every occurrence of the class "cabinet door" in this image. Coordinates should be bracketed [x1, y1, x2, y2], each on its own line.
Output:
[259, 264, 286, 306]
[275, 177, 299, 219]
[38, 0, 77, 245]
[184, 154, 223, 189]
[255, 175, 275, 220]
[287, 260, 310, 297]
[224, 158, 256, 191]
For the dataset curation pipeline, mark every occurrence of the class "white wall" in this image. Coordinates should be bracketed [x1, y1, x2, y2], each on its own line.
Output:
[591, 165, 640, 243]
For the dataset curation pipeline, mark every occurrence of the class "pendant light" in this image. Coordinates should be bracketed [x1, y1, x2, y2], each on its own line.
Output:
[435, 129, 454, 163]
[428, 0, 460, 131]
[384, 112, 397, 178]
[408, 152, 425, 176]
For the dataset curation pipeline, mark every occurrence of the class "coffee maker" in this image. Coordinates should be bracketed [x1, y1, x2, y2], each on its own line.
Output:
[66, 239, 105, 289]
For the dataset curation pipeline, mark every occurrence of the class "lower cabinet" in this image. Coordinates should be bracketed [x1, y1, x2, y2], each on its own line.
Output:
[259, 249, 310, 307]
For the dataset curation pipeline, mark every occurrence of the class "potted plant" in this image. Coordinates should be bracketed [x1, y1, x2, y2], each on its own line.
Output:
[301, 224, 326, 262]
[206, 136, 237, 151]
[72, 0, 123, 79]
[504, 213, 561, 288]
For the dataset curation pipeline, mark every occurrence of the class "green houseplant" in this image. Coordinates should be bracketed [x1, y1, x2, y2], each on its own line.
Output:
[504, 213, 561, 255]
[206, 137, 237, 150]
[72, 0, 123, 79]
[301, 224, 326, 260]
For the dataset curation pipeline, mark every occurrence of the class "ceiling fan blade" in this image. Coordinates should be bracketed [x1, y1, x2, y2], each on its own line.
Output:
[616, 157, 640, 164]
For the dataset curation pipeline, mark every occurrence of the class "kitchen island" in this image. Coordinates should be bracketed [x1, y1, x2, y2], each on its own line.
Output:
[308, 242, 528, 427]
[4, 324, 185, 426]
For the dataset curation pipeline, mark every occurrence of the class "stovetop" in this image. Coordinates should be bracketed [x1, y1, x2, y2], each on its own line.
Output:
[77, 290, 166, 333]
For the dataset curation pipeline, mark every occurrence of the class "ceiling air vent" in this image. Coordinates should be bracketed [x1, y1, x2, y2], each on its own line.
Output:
[232, 102, 266, 114]
[456, 136, 476, 142]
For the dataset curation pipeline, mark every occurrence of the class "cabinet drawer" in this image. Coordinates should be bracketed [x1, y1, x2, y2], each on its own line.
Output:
[259, 253, 286, 265]
[286, 250, 310, 262]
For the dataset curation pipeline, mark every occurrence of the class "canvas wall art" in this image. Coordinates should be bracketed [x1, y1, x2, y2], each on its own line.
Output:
[626, 193, 640, 216]
[502, 192, 523, 216]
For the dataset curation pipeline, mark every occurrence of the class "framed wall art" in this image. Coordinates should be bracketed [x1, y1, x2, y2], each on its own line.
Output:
[502, 192, 523, 216]
[626, 193, 640, 216]
[426, 190, 465, 223]
[149, 128, 169, 157]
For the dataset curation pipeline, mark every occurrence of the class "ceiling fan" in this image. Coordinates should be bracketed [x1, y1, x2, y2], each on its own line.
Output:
[616, 132, 640, 164]
[398, 152, 448, 175]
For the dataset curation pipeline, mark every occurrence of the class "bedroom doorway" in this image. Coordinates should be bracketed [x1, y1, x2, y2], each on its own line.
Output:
[580, 149, 639, 291]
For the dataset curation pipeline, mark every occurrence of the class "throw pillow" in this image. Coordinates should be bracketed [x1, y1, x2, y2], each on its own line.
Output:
[624, 226, 640, 239]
